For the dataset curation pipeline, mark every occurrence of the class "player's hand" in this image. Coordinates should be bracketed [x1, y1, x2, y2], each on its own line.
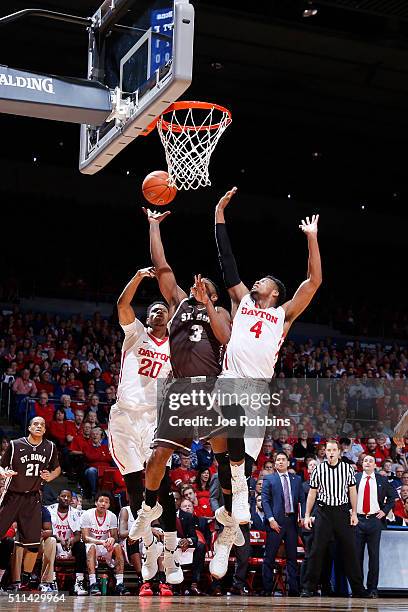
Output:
[142, 207, 171, 224]
[178, 538, 190, 552]
[216, 186, 238, 212]
[190, 274, 209, 305]
[299, 214, 319, 236]
[269, 518, 281, 533]
[40, 470, 52, 482]
[0, 469, 18, 477]
[152, 527, 164, 541]
[350, 512, 358, 526]
[104, 537, 115, 552]
[303, 516, 313, 530]
[136, 266, 156, 279]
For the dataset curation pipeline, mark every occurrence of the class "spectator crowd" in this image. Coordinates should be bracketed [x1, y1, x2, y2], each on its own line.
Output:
[0, 307, 408, 595]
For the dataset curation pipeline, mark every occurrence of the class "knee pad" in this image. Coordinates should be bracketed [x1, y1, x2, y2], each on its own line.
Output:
[227, 436, 245, 463]
[215, 452, 231, 490]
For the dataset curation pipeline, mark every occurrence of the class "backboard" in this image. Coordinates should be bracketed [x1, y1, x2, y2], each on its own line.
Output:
[79, 0, 194, 174]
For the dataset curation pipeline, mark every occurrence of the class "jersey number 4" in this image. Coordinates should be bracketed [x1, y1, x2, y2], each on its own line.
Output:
[250, 321, 263, 338]
[138, 358, 163, 379]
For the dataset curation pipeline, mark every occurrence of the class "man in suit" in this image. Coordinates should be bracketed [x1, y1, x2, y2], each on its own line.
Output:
[355, 455, 398, 598]
[251, 494, 266, 531]
[175, 500, 203, 595]
[261, 451, 305, 596]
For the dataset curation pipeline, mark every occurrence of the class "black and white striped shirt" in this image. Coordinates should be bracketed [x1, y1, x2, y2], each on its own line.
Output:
[310, 460, 356, 506]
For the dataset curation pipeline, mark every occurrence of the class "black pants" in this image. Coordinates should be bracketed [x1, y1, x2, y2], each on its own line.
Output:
[300, 529, 332, 591]
[71, 541, 87, 574]
[262, 515, 299, 594]
[191, 542, 206, 583]
[355, 516, 382, 592]
[304, 504, 363, 595]
[232, 524, 251, 589]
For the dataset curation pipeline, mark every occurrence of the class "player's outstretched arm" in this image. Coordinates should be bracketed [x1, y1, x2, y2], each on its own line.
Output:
[282, 215, 322, 331]
[143, 208, 187, 309]
[117, 267, 156, 325]
[215, 187, 249, 308]
[394, 408, 408, 437]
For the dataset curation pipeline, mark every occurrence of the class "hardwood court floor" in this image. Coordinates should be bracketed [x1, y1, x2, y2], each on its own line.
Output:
[1, 596, 407, 612]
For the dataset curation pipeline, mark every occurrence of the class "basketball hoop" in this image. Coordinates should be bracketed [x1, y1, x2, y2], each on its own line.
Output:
[156, 101, 232, 190]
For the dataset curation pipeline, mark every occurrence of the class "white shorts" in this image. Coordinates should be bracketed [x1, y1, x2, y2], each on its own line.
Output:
[215, 374, 269, 461]
[85, 543, 115, 568]
[108, 403, 156, 475]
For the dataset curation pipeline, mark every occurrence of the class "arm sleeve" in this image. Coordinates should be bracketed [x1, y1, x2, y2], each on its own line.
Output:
[347, 465, 356, 487]
[309, 466, 320, 489]
[215, 223, 241, 289]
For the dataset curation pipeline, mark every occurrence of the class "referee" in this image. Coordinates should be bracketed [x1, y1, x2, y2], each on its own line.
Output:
[301, 439, 366, 597]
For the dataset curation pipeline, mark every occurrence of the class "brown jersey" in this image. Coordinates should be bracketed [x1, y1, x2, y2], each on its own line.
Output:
[0, 437, 59, 493]
[168, 298, 223, 378]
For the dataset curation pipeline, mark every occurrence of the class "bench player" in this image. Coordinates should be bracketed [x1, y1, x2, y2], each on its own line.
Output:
[209, 186, 322, 576]
[0, 416, 60, 589]
[80, 491, 128, 595]
[129, 209, 241, 584]
[108, 267, 171, 585]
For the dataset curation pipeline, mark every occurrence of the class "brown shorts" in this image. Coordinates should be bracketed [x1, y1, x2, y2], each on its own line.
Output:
[0, 490, 42, 546]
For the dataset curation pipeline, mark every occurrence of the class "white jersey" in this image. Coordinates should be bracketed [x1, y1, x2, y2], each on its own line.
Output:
[222, 294, 285, 379]
[49, 506, 81, 541]
[80, 508, 118, 541]
[117, 318, 171, 410]
[119, 505, 135, 541]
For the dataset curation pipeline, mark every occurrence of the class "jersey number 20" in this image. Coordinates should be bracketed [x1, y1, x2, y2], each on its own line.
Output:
[138, 358, 163, 379]
[250, 321, 263, 338]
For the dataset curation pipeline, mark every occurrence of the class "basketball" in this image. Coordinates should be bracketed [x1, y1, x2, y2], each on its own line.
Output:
[142, 170, 177, 206]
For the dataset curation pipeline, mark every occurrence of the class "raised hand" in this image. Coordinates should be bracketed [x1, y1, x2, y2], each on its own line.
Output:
[216, 186, 238, 213]
[0, 468, 18, 478]
[137, 266, 156, 279]
[142, 207, 171, 224]
[190, 274, 209, 304]
[299, 214, 319, 235]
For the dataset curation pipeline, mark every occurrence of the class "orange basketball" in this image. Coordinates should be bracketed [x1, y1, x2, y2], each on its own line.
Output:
[142, 170, 177, 206]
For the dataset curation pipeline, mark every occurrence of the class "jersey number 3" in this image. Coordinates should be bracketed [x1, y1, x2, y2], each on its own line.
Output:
[250, 321, 263, 339]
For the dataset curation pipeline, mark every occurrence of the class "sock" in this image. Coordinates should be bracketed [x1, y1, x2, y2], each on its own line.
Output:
[231, 462, 245, 479]
[89, 573, 96, 585]
[116, 573, 124, 585]
[145, 488, 159, 508]
[76, 573, 84, 581]
[164, 531, 178, 553]
[224, 492, 233, 513]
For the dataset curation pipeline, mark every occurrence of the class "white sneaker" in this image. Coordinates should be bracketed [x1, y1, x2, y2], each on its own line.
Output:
[129, 502, 163, 541]
[215, 506, 244, 547]
[209, 525, 237, 579]
[231, 467, 250, 523]
[74, 578, 88, 595]
[163, 547, 183, 584]
[39, 582, 57, 593]
[141, 536, 164, 581]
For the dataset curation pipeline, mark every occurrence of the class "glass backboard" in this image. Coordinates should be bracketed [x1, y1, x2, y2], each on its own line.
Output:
[79, 0, 194, 174]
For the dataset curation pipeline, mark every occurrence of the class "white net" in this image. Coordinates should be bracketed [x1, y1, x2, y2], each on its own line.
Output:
[156, 103, 231, 190]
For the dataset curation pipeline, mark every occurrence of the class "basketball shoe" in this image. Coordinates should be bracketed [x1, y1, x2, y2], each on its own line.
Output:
[163, 546, 183, 584]
[129, 501, 163, 541]
[209, 525, 238, 580]
[215, 506, 245, 546]
[141, 536, 164, 581]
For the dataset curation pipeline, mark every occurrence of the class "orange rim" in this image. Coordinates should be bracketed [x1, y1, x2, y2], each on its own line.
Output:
[159, 101, 232, 133]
